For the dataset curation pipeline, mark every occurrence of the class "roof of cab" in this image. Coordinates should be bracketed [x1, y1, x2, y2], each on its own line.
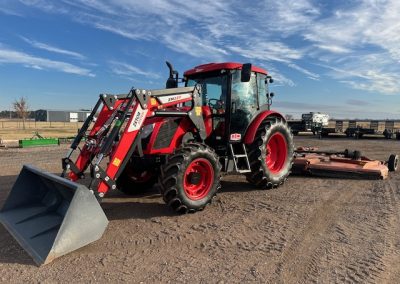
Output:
[184, 62, 268, 76]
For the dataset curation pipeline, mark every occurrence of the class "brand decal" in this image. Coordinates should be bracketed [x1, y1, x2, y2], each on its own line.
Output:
[128, 105, 148, 132]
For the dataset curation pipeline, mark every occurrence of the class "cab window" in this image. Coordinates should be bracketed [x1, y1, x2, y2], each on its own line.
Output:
[187, 75, 227, 106]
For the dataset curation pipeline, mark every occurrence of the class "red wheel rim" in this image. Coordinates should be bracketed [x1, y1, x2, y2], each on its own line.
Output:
[184, 158, 214, 201]
[266, 132, 287, 173]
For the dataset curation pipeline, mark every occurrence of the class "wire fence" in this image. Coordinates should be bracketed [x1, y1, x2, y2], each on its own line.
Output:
[0, 120, 84, 129]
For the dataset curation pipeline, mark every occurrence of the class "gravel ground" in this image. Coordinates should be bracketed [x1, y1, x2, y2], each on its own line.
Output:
[0, 136, 400, 283]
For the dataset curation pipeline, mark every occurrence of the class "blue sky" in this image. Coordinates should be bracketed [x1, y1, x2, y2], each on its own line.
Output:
[0, 0, 399, 119]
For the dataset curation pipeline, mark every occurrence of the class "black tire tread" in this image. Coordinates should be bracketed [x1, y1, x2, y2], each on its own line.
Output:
[245, 118, 294, 189]
[158, 142, 222, 213]
[388, 154, 399, 172]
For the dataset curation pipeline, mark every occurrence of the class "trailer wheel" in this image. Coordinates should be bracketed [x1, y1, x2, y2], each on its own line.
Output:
[388, 154, 399, 172]
[116, 162, 156, 195]
[246, 119, 294, 189]
[158, 143, 221, 213]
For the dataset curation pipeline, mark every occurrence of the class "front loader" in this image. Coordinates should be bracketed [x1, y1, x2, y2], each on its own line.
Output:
[0, 62, 294, 265]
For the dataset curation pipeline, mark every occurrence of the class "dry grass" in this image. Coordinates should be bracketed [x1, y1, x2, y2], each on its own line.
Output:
[0, 119, 83, 140]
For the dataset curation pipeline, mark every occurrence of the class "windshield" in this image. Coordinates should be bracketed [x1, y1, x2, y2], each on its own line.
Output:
[187, 74, 228, 106]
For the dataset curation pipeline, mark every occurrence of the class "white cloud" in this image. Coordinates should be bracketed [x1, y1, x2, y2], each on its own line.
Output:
[318, 53, 400, 95]
[15, 0, 306, 87]
[18, 0, 69, 14]
[288, 63, 319, 80]
[109, 61, 160, 79]
[0, 6, 22, 16]
[314, 44, 351, 54]
[0, 46, 95, 76]
[229, 42, 303, 64]
[20, 37, 86, 59]
[162, 32, 229, 61]
[11, 0, 400, 93]
[259, 64, 295, 87]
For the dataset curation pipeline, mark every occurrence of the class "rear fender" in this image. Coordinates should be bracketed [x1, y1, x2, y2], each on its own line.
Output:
[243, 110, 284, 144]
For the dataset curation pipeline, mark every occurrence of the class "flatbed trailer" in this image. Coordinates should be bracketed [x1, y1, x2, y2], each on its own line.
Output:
[383, 120, 400, 140]
[320, 120, 345, 137]
[345, 120, 381, 139]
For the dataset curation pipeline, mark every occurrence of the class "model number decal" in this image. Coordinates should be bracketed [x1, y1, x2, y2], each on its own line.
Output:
[128, 105, 148, 132]
[157, 93, 192, 104]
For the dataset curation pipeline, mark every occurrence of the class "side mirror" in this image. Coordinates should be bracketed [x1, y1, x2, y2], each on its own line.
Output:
[266, 76, 273, 84]
[270, 92, 275, 98]
[241, 63, 252, 82]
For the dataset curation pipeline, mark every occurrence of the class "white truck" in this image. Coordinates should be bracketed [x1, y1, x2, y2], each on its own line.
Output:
[288, 112, 329, 135]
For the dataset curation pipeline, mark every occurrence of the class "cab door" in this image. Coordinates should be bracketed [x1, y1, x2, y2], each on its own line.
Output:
[229, 70, 258, 139]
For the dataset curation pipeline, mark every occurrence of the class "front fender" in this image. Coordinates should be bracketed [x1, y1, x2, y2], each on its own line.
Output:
[243, 110, 285, 144]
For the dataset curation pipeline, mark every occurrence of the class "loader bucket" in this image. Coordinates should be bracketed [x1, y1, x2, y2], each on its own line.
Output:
[0, 165, 108, 266]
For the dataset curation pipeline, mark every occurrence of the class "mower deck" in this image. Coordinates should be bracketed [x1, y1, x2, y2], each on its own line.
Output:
[292, 149, 390, 180]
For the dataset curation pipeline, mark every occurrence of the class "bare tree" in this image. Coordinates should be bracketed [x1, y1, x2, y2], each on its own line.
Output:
[285, 114, 294, 121]
[13, 97, 30, 130]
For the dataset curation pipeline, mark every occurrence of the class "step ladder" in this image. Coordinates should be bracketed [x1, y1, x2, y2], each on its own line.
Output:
[229, 143, 251, 173]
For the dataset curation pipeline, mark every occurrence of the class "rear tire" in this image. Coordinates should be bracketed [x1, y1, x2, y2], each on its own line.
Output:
[246, 119, 294, 188]
[158, 143, 221, 213]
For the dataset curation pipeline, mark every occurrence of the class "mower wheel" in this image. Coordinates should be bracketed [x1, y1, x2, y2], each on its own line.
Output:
[388, 154, 399, 172]
[246, 118, 294, 189]
[116, 161, 157, 195]
[158, 143, 221, 213]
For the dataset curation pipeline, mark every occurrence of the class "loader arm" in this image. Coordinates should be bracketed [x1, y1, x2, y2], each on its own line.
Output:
[62, 85, 206, 198]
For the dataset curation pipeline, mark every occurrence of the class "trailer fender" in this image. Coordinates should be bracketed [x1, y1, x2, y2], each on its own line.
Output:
[243, 110, 285, 144]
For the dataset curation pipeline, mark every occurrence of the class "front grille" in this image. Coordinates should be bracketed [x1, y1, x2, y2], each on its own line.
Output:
[153, 119, 180, 149]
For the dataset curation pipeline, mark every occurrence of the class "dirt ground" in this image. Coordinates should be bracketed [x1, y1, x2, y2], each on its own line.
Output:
[1, 136, 400, 283]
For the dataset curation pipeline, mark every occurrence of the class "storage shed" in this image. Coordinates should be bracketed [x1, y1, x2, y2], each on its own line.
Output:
[35, 110, 91, 122]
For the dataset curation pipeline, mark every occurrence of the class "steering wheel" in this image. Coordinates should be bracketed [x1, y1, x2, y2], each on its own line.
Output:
[208, 98, 221, 109]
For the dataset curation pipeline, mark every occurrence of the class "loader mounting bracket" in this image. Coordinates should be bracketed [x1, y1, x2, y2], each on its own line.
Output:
[62, 158, 84, 178]
[90, 165, 116, 197]
[101, 94, 117, 110]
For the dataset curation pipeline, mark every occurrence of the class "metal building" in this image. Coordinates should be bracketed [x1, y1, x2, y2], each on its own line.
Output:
[35, 109, 91, 122]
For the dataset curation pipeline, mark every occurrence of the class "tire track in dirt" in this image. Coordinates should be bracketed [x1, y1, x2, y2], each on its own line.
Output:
[275, 181, 358, 283]
[325, 184, 389, 283]
[379, 179, 400, 283]
[293, 179, 400, 284]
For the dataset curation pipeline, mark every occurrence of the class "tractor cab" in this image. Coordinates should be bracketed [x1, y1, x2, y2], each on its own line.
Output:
[183, 62, 274, 144]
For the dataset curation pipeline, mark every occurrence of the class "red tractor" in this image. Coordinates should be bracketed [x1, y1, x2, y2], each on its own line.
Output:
[0, 62, 294, 265]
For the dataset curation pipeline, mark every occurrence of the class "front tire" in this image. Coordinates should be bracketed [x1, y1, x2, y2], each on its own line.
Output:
[246, 119, 294, 188]
[158, 143, 221, 213]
